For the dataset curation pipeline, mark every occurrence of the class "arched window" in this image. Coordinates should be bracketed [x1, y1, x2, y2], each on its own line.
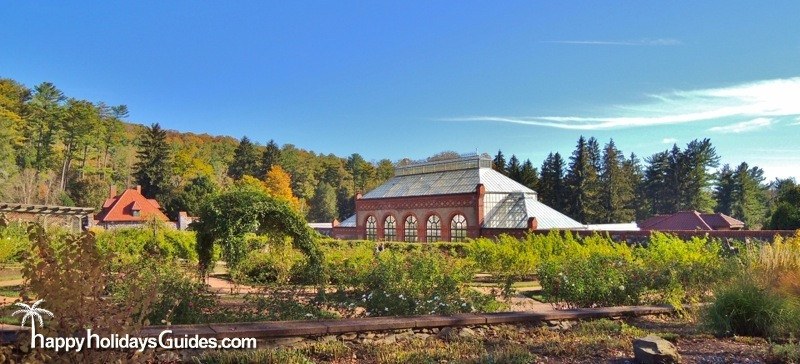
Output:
[404, 215, 418, 242]
[365, 216, 377, 240]
[450, 214, 467, 242]
[426, 215, 441, 242]
[384, 215, 397, 241]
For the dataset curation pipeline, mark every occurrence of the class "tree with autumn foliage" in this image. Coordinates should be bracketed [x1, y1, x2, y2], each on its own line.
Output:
[264, 165, 302, 210]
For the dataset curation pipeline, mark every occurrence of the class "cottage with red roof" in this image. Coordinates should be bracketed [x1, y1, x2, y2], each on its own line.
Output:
[638, 210, 745, 231]
[94, 186, 179, 229]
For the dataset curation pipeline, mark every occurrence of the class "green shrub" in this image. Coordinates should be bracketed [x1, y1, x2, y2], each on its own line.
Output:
[356, 248, 492, 316]
[467, 235, 539, 298]
[317, 239, 375, 288]
[538, 234, 645, 308]
[0, 221, 29, 263]
[637, 232, 727, 306]
[705, 279, 800, 338]
[94, 223, 198, 263]
[769, 342, 800, 364]
[230, 236, 306, 284]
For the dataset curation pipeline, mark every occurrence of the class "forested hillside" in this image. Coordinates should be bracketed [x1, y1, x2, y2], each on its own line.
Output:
[1, 77, 798, 228]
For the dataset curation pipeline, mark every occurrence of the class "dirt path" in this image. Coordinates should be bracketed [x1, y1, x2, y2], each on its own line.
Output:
[205, 276, 260, 294]
[0, 279, 22, 288]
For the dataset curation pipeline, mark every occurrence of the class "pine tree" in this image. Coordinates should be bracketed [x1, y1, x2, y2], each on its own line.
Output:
[564, 136, 600, 223]
[507, 155, 522, 182]
[539, 152, 567, 212]
[730, 162, 767, 228]
[519, 159, 539, 191]
[308, 182, 337, 222]
[227, 136, 260, 180]
[133, 123, 172, 199]
[714, 164, 735, 215]
[492, 150, 506, 175]
[23, 82, 65, 172]
[623, 153, 647, 220]
[258, 139, 281, 179]
[598, 139, 634, 223]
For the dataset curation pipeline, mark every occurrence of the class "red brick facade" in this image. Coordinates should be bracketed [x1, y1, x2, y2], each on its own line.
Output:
[343, 185, 487, 242]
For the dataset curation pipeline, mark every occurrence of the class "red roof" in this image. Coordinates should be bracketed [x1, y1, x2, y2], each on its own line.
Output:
[639, 211, 744, 231]
[95, 187, 169, 223]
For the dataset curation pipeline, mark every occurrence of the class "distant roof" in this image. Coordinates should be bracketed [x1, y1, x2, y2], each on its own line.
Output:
[639, 211, 744, 231]
[362, 155, 534, 199]
[338, 215, 356, 227]
[308, 222, 333, 229]
[95, 188, 169, 223]
[586, 223, 640, 231]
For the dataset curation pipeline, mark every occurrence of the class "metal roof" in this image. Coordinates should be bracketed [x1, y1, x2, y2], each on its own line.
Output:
[482, 193, 584, 230]
[362, 167, 534, 199]
[338, 215, 357, 227]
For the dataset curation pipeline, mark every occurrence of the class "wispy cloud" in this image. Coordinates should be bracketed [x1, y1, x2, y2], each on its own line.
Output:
[661, 138, 678, 144]
[791, 117, 800, 126]
[542, 38, 682, 46]
[708, 118, 775, 133]
[439, 77, 800, 131]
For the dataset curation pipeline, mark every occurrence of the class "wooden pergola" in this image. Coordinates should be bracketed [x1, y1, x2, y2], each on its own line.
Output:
[0, 203, 95, 231]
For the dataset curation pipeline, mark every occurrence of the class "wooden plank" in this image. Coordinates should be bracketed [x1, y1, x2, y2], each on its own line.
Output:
[139, 324, 217, 338]
[323, 317, 416, 334]
[209, 321, 328, 338]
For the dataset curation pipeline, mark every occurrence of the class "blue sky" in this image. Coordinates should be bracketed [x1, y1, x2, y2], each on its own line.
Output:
[3, 1, 800, 179]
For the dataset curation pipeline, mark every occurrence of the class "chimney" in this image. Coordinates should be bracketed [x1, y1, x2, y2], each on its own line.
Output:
[136, 185, 142, 194]
[527, 217, 538, 231]
[109, 185, 117, 199]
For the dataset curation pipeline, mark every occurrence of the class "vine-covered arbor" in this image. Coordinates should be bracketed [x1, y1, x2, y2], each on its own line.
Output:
[194, 190, 323, 280]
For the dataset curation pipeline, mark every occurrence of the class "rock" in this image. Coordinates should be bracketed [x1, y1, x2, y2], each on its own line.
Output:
[633, 335, 681, 364]
[436, 327, 454, 339]
[459, 327, 476, 337]
[340, 332, 357, 341]
[270, 337, 305, 347]
[375, 334, 397, 345]
[415, 333, 431, 340]
[320, 335, 337, 342]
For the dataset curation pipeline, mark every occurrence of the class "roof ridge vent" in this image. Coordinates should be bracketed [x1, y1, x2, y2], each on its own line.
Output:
[395, 153, 492, 176]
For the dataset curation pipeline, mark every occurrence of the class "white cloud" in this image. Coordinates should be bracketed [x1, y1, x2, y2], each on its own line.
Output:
[542, 38, 682, 46]
[791, 117, 800, 126]
[708, 118, 775, 133]
[661, 138, 678, 144]
[439, 77, 800, 131]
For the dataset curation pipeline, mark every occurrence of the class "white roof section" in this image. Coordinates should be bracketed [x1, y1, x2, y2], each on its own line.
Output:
[308, 222, 333, 229]
[483, 192, 584, 230]
[586, 223, 639, 231]
[337, 214, 357, 227]
[362, 165, 534, 199]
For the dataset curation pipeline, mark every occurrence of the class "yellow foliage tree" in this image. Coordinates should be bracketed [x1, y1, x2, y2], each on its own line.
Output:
[264, 165, 302, 210]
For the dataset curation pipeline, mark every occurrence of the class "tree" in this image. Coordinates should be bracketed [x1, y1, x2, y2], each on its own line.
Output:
[507, 155, 522, 182]
[564, 136, 601, 223]
[22, 82, 65, 173]
[308, 182, 337, 222]
[133, 123, 172, 199]
[59, 99, 99, 190]
[643, 139, 719, 215]
[519, 159, 539, 191]
[539, 152, 566, 212]
[492, 150, 506, 175]
[725, 163, 768, 228]
[644, 151, 671, 215]
[336, 185, 356, 220]
[264, 165, 302, 210]
[258, 139, 281, 179]
[715, 164, 735, 216]
[767, 179, 800, 229]
[227, 136, 260, 180]
[598, 139, 635, 223]
[170, 175, 218, 216]
[623, 153, 647, 220]
[346, 153, 370, 193]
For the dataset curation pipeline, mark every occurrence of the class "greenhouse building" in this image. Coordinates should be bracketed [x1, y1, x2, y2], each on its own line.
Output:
[331, 153, 584, 241]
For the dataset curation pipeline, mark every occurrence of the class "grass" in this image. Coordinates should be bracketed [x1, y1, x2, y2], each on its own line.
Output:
[0, 266, 22, 283]
[0, 285, 21, 298]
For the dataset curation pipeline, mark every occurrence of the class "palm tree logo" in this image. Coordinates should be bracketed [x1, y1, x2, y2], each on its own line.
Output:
[12, 299, 54, 337]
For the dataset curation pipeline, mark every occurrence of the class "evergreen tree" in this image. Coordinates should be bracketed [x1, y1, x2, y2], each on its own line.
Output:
[598, 139, 635, 223]
[587, 137, 602, 171]
[714, 164, 735, 215]
[730, 162, 767, 228]
[336, 185, 356, 220]
[171, 174, 218, 216]
[644, 151, 671, 215]
[623, 153, 647, 220]
[227, 136, 260, 180]
[767, 179, 800, 229]
[258, 139, 281, 179]
[519, 159, 539, 191]
[492, 150, 506, 175]
[133, 123, 172, 199]
[507, 155, 522, 182]
[539, 152, 566, 212]
[679, 139, 719, 211]
[308, 182, 337, 222]
[22, 82, 65, 172]
[564, 136, 600, 223]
